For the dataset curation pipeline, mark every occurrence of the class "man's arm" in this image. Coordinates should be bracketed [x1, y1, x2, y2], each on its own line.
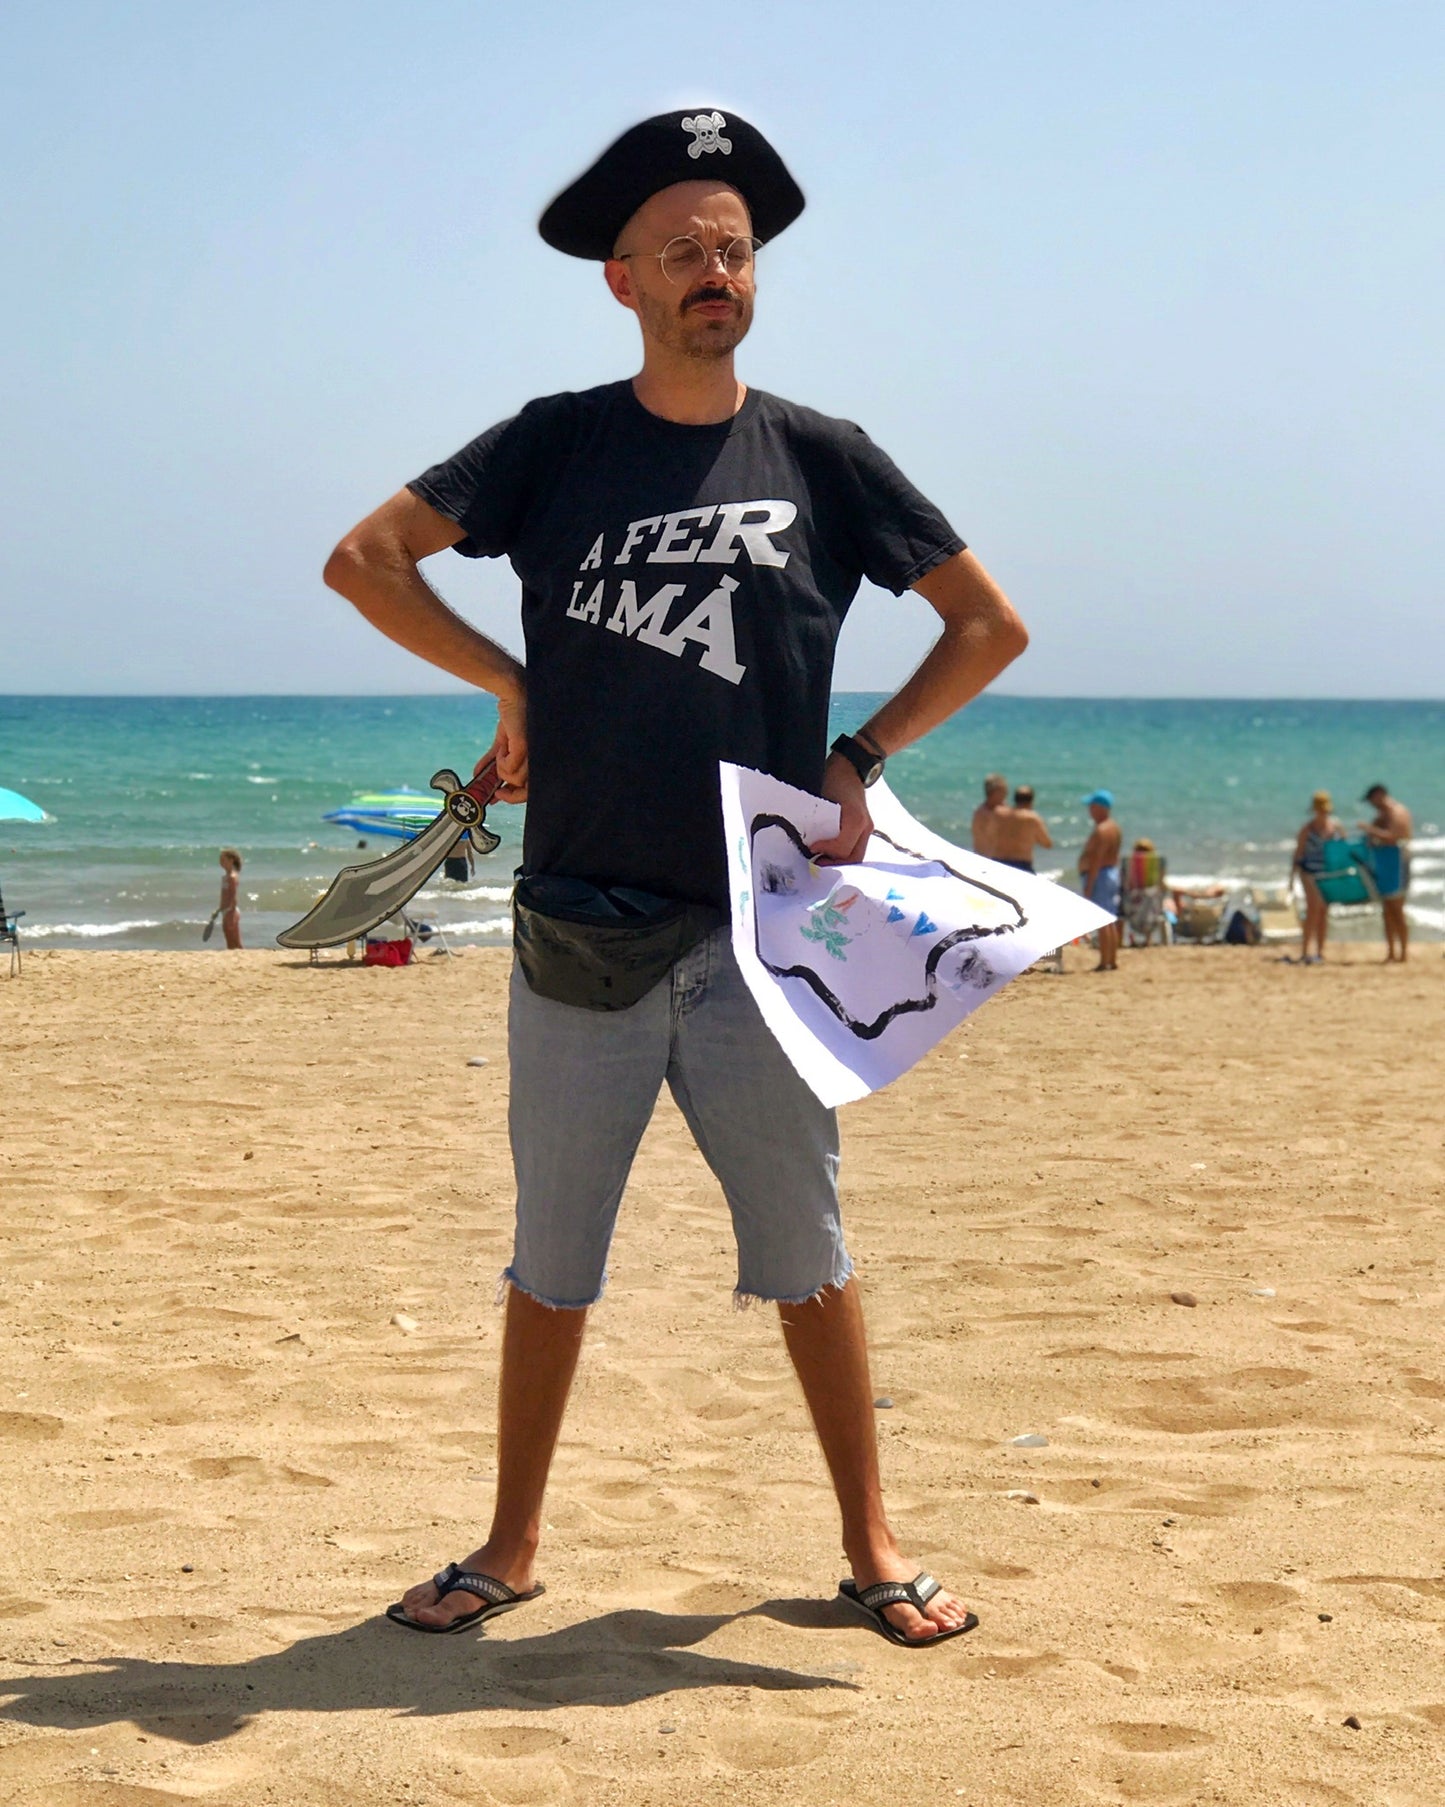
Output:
[323, 489, 529, 798]
[1031, 813, 1054, 851]
[813, 550, 1027, 861]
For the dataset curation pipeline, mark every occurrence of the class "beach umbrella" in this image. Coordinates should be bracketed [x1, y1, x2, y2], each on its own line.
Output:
[0, 786, 53, 824]
[322, 790, 435, 842]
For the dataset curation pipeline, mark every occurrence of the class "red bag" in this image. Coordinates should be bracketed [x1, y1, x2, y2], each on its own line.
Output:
[363, 937, 412, 968]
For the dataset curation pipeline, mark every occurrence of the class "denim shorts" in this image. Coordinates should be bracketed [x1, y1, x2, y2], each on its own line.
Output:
[505, 927, 850, 1309]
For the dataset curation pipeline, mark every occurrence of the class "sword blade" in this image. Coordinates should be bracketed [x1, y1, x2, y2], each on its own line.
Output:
[277, 810, 466, 948]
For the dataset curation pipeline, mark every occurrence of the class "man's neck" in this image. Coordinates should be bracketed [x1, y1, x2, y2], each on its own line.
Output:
[631, 350, 745, 425]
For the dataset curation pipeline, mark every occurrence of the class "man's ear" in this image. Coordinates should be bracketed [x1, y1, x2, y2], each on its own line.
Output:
[603, 258, 637, 312]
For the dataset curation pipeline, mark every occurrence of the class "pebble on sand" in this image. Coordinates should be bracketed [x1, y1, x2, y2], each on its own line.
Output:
[1010, 1433, 1049, 1448]
[466, 1056, 488, 1068]
[873, 1397, 894, 1409]
[1343, 1715, 1362, 1730]
[1318, 1612, 1333, 1622]
[390, 1313, 419, 1333]
[1005, 1490, 1040, 1505]
[1170, 1291, 1198, 1307]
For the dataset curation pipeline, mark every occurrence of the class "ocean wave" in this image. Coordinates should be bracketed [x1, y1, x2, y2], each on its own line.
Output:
[414, 882, 514, 903]
[1406, 902, 1445, 932]
[25, 918, 169, 939]
[427, 918, 511, 936]
[245, 775, 280, 784]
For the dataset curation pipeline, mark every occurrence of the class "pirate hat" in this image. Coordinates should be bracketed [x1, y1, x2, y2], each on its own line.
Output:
[538, 109, 805, 260]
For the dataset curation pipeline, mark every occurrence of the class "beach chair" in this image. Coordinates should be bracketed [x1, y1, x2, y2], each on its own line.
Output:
[1312, 838, 1380, 907]
[0, 881, 23, 978]
[1119, 850, 1170, 947]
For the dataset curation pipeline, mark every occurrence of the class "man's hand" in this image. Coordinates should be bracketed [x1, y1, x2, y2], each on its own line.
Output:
[810, 753, 874, 864]
[480, 686, 529, 802]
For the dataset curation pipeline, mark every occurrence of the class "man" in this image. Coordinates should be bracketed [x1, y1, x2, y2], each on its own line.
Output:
[992, 784, 1053, 872]
[324, 110, 1026, 1646]
[1078, 790, 1121, 970]
[1360, 783, 1413, 962]
[971, 773, 1009, 857]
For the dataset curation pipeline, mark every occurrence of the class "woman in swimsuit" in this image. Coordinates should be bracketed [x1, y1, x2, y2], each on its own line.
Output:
[1290, 790, 1343, 964]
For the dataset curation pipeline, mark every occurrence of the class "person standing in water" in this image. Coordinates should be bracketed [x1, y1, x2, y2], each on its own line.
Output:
[971, 773, 1009, 857]
[217, 849, 243, 950]
[992, 783, 1052, 872]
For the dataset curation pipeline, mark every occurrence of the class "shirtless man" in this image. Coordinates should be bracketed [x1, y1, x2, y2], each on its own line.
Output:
[1078, 791, 1121, 970]
[217, 849, 243, 950]
[1360, 783, 1414, 962]
[992, 784, 1052, 872]
[971, 773, 1009, 858]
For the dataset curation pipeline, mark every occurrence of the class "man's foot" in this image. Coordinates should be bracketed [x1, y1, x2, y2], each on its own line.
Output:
[395, 1541, 537, 1631]
[845, 1552, 974, 1642]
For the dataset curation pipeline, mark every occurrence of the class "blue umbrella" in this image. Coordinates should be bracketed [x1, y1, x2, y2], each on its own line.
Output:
[323, 789, 434, 842]
[0, 786, 52, 824]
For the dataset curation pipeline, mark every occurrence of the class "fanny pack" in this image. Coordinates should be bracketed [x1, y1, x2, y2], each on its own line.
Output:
[513, 874, 723, 1011]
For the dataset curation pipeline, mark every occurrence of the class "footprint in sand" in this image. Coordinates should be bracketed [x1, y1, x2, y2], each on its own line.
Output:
[28, 1787, 191, 1807]
[433, 1725, 570, 1805]
[708, 1716, 831, 1771]
[1090, 1720, 1217, 1803]
[0, 1410, 63, 1440]
[1213, 1580, 1301, 1613]
[187, 1456, 332, 1487]
[1101, 1722, 1216, 1752]
[957, 1648, 1062, 1679]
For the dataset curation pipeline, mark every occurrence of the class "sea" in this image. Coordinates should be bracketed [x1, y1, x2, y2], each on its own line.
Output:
[2, 695, 1441, 951]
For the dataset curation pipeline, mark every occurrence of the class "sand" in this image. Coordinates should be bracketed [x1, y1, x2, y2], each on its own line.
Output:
[3, 942, 1444, 1806]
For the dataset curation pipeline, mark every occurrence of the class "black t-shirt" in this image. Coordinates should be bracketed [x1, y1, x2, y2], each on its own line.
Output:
[409, 381, 964, 910]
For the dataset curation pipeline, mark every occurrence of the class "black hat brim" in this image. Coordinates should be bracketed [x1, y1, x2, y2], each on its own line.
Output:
[539, 109, 804, 260]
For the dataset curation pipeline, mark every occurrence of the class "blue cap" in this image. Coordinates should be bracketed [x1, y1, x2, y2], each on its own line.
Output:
[1082, 789, 1114, 809]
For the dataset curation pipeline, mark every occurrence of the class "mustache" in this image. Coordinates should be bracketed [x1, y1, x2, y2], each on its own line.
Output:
[683, 285, 739, 311]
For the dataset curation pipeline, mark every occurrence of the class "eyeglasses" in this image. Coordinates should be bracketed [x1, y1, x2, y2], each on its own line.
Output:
[616, 235, 760, 285]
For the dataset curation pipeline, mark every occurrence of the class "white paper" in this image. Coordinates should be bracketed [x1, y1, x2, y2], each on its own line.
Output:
[720, 762, 1116, 1107]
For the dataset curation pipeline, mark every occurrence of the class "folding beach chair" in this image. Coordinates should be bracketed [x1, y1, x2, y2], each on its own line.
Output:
[1119, 850, 1170, 947]
[0, 881, 24, 978]
[1312, 838, 1380, 908]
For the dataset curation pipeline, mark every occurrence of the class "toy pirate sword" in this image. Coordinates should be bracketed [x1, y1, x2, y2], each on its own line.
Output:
[277, 759, 505, 950]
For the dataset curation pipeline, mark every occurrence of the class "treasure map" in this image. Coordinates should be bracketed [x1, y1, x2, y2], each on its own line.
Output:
[720, 762, 1116, 1107]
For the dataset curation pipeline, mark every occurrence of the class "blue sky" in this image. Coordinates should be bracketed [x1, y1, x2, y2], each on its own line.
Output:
[3, 0, 1441, 695]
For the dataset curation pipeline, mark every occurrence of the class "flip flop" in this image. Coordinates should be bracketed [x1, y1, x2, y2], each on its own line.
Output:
[386, 1562, 545, 1634]
[839, 1572, 979, 1647]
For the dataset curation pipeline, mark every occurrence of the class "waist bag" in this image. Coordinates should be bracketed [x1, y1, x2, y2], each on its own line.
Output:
[513, 874, 723, 1011]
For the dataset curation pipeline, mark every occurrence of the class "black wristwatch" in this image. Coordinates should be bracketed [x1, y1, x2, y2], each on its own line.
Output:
[830, 732, 886, 788]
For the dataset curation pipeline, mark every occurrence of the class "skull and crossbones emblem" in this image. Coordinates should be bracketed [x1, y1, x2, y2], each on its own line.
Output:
[681, 111, 732, 159]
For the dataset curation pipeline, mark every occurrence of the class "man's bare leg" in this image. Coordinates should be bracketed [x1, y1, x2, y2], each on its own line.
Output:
[779, 1277, 973, 1642]
[396, 1286, 586, 1627]
[1383, 897, 1408, 961]
[1094, 922, 1119, 971]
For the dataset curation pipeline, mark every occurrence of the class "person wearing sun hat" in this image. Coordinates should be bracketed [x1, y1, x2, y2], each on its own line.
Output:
[1079, 790, 1122, 969]
[324, 106, 1027, 1648]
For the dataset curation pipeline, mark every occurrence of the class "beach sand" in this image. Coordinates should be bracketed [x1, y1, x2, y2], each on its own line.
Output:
[3, 943, 1443, 1805]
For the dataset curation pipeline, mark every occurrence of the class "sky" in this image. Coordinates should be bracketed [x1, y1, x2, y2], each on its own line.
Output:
[2, 0, 1441, 697]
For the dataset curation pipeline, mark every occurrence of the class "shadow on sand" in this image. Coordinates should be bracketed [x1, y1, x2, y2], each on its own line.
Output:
[0, 1600, 862, 1744]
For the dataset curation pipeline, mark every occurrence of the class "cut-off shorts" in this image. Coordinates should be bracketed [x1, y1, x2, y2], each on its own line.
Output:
[505, 927, 851, 1309]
